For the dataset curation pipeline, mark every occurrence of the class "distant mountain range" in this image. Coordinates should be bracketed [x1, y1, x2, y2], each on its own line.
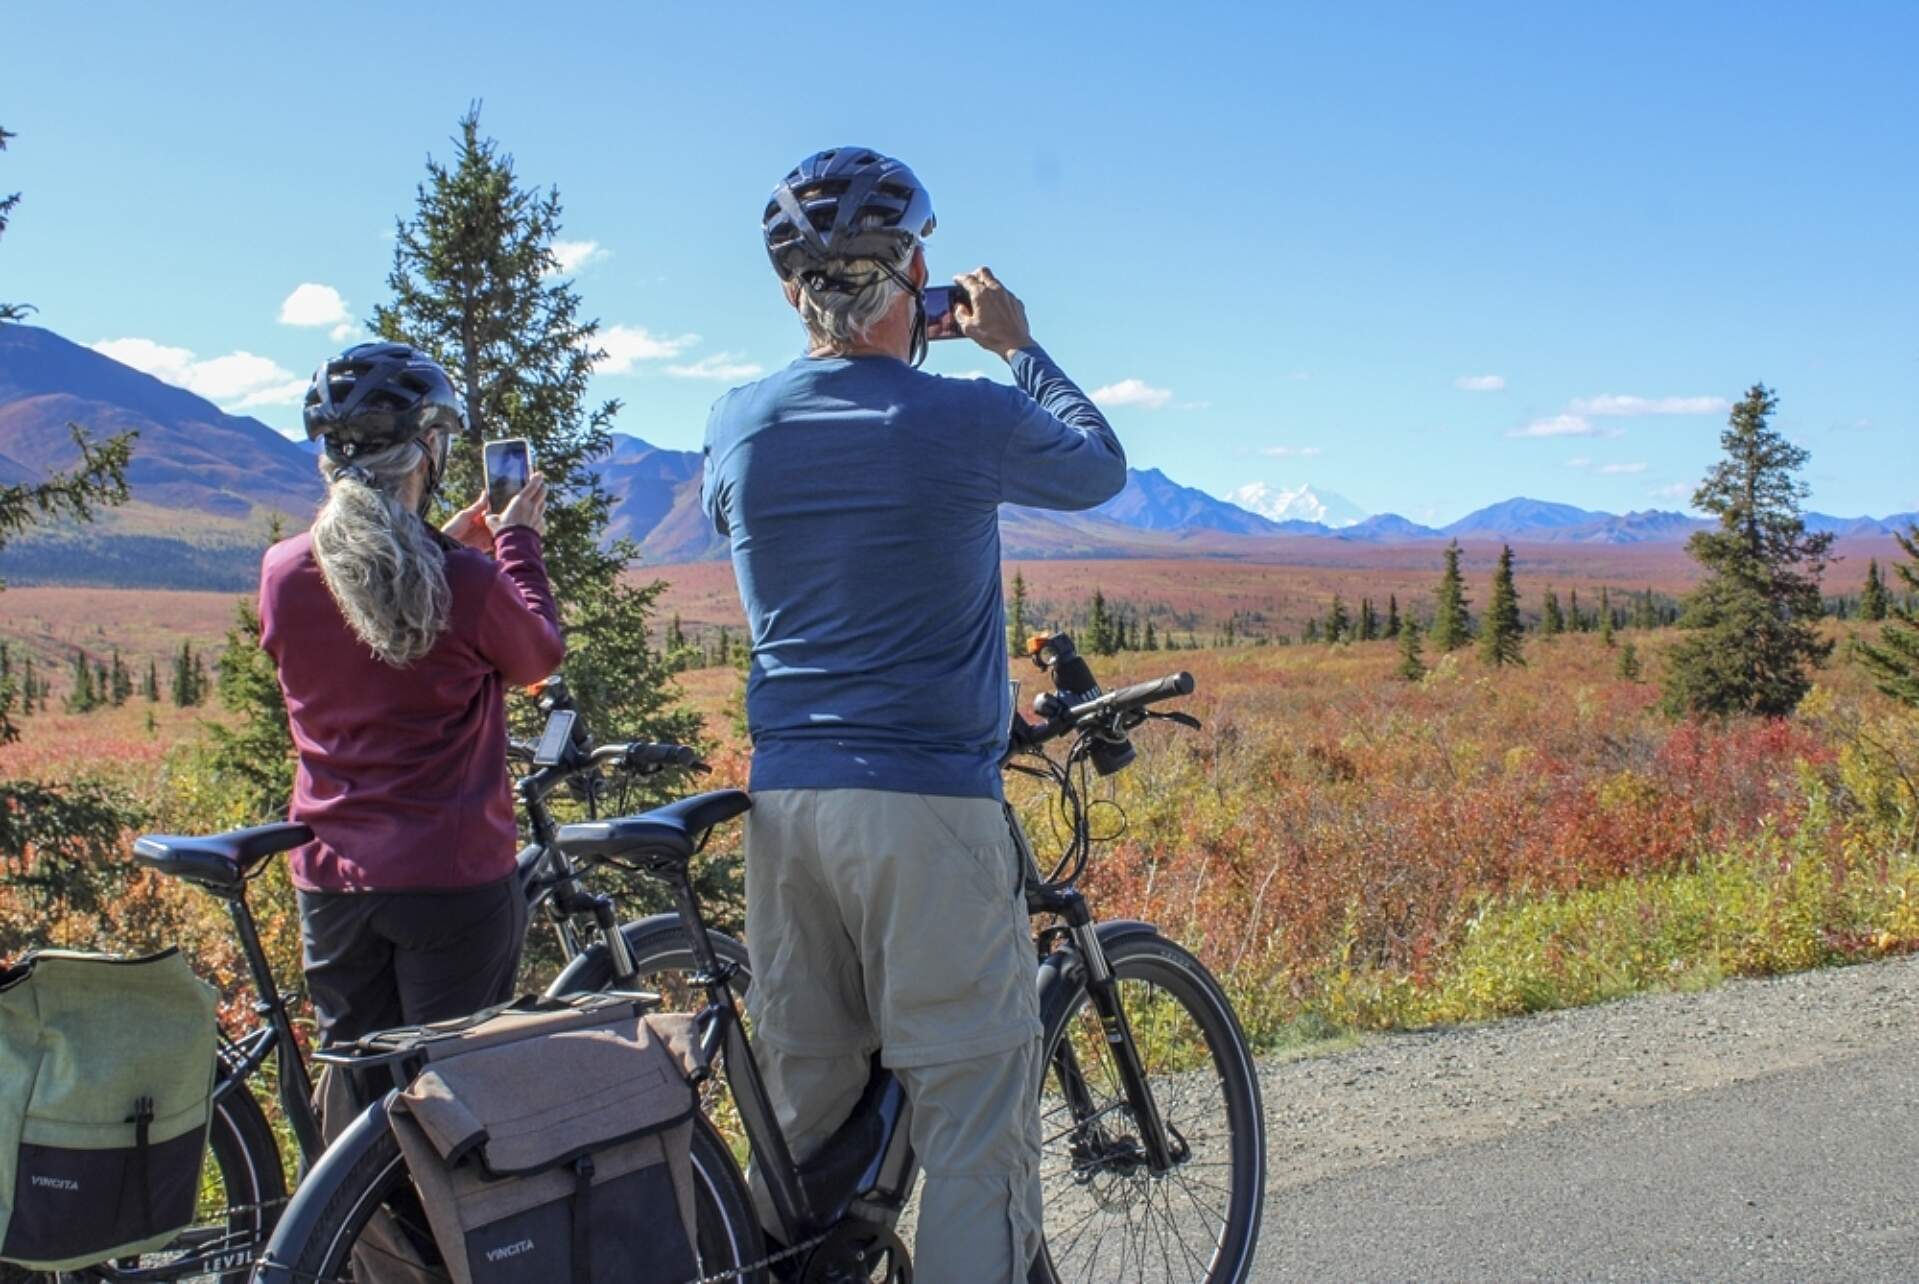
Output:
[0, 324, 1911, 588]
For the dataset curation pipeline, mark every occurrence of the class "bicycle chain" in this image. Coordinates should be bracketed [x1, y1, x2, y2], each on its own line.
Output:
[681, 1229, 831, 1284]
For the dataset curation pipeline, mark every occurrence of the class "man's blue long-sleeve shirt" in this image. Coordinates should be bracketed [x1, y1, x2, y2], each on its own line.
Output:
[702, 345, 1126, 800]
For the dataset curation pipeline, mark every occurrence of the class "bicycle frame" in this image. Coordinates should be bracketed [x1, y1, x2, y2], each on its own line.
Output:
[664, 799, 1183, 1253]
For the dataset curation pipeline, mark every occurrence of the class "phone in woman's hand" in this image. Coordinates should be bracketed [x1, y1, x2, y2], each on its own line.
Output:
[483, 438, 534, 514]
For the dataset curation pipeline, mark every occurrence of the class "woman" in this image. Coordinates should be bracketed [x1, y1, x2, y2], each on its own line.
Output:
[259, 342, 564, 1047]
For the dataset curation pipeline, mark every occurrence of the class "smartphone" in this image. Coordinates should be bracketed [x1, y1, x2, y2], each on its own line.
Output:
[483, 438, 533, 514]
[924, 283, 969, 341]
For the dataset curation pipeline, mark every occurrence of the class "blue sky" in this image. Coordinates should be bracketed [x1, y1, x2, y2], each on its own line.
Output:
[6, 2, 1914, 522]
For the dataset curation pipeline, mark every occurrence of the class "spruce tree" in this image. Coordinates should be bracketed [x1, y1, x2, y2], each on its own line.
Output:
[374, 107, 695, 752]
[1432, 541, 1472, 650]
[1856, 525, 1919, 708]
[1007, 570, 1029, 655]
[1543, 588, 1565, 636]
[1662, 384, 1834, 717]
[1599, 588, 1616, 648]
[1568, 588, 1584, 632]
[1385, 594, 1401, 638]
[1143, 618, 1158, 651]
[1358, 598, 1378, 642]
[109, 648, 131, 706]
[66, 649, 96, 713]
[1324, 595, 1351, 644]
[1086, 589, 1115, 656]
[142, 657, 158, 702]
[1398, 618, 1426, 681]
[1479, 544, 1525, 667]
[1618, 640, 1642, 681]
[1302, 618, 1320, 644]
[1862, 560, 1889, 622]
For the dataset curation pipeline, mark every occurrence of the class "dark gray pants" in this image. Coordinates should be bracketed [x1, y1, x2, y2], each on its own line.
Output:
[298, 875, 527, 1047]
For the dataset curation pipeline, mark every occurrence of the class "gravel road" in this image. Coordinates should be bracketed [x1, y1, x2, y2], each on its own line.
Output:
[1252, 955, 1919, 1281]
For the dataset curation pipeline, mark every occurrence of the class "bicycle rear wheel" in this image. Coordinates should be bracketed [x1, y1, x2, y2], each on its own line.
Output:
[1031, 931, 1265, 1284]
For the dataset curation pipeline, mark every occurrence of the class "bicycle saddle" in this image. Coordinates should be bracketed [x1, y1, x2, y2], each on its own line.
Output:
[132, 822, 314, 891]
[556, 790, 751, 865]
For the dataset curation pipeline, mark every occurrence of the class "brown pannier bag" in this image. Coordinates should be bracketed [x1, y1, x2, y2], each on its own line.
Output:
[384, 995, 701, 1284]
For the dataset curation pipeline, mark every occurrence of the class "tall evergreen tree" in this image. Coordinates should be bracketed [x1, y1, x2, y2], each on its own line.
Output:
[1143, 618, 1158, 651]
[1007, 569, 1029, 655]
[373, 107, 696, 751]
[108, 648, 131, 706]
[141, 657, 159, 702]
[1432, 541, 1472, 650]
[0, 125, 26, 325]
[1397, 618, 1426, 681]
[1662, 384, 1833, 717]
[1861, 559, 1889, 622]
[65, 649, 97, 713]
[1568, 588, 1584, 632]
[1479, 545, 1525, 667]
[1358, 598, 1378, 642]
[1302, 618, 1320, 644]
[1324, 595, 1351, 644]
[1599, 587, 1616, 648]
[1385, 593, 1401, 638]
[1542, 587, 1565, 636]
[1086, 589, 1115, 656]
[1856, 526, 1919, 708]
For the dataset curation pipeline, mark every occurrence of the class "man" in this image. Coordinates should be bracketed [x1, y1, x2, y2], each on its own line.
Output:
[702, 146, 1126, 1282]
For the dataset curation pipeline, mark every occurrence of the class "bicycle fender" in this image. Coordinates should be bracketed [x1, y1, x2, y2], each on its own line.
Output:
[542, 912, 683, 997]
[1035, 918, 1159, 1001]
[252, 1092, 396, 1284]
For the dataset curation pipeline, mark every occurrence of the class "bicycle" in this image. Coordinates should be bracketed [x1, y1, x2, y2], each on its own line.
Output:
[260, 634, 1266, 1283]
[13, 678, 730, 1284]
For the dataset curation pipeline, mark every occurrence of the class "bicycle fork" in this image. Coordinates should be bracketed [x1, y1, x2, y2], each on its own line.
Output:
[1012, 810, 1181, 1176]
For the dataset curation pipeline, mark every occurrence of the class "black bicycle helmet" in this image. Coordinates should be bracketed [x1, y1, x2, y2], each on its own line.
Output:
[303, 343, 467, 458]
[763, 147, 936, 285]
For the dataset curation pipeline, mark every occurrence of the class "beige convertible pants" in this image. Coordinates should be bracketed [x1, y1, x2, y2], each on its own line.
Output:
[744, 789, 1044, 1284]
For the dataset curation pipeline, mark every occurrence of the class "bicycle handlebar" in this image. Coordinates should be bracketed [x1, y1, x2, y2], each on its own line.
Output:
[1065, 671, 1195, 722]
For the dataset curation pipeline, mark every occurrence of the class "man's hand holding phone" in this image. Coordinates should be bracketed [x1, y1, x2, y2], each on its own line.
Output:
[952, 267, 1036, 361]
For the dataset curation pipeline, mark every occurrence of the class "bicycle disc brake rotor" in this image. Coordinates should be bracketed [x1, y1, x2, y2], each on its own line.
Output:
[798, 1220, 912, 1284]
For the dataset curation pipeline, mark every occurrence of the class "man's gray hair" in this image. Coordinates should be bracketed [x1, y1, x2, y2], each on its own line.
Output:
[795, 257, 907, 346]
[310, 440, 450, 667]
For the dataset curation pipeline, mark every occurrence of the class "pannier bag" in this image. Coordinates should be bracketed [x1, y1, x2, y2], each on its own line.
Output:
[385, 995, 702, 1284]
[0, 948, 218, 1271]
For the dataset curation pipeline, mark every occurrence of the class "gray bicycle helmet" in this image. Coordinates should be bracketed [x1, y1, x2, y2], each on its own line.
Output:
[763, 147, 936, 286]
[303, 342, 464, 497]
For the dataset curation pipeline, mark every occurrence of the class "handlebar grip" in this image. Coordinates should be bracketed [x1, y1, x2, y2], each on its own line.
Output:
[626, 743, 699, 769]
[1071, 671, 1195, 720]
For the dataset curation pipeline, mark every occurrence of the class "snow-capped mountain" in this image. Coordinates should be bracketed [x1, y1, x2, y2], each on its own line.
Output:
[1226, 483, 1367, 529]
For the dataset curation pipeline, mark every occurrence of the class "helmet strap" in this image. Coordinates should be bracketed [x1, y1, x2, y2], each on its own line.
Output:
[877, 260, 929, 369]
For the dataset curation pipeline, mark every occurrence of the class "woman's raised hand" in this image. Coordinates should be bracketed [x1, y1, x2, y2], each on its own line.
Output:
[441, 492, 495, 552]
[487, 473, 549, 539]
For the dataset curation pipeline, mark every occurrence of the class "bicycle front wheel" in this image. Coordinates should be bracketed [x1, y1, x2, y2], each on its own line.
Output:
[1031, 931, 1265, 1284]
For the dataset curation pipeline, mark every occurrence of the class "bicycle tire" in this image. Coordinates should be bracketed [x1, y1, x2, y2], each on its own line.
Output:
[269, 1110, 765, 1283]
[3, 1062, 288, 1284]
[1029, 932, 1265, 1284]
[548, 919, 753, 1002]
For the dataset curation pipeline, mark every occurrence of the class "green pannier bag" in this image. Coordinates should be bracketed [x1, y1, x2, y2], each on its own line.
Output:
[0, 948, 218, 1271]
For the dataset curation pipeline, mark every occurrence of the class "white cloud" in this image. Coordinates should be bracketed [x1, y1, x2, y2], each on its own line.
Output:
[278, 283, 352, 328]
[1508, 414, 1595, 439]
[947, 370, 992, 380]
[1566, 456, 1592, 469]
[328, 321, 360, 342]
[1455, 374, 1506, 392]
[1260, 445, 1323, 458]
[1569, 394, 1729, 417]
[1599, 461, 1648, 475]
[595, 325, 699, 373]
[549, 240, 609, 276]
[1091, 378, 1174, 410]
[1649, 482, 1692, 501]
[92, 337, 304, 412]
[665, 353, 764, 381]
